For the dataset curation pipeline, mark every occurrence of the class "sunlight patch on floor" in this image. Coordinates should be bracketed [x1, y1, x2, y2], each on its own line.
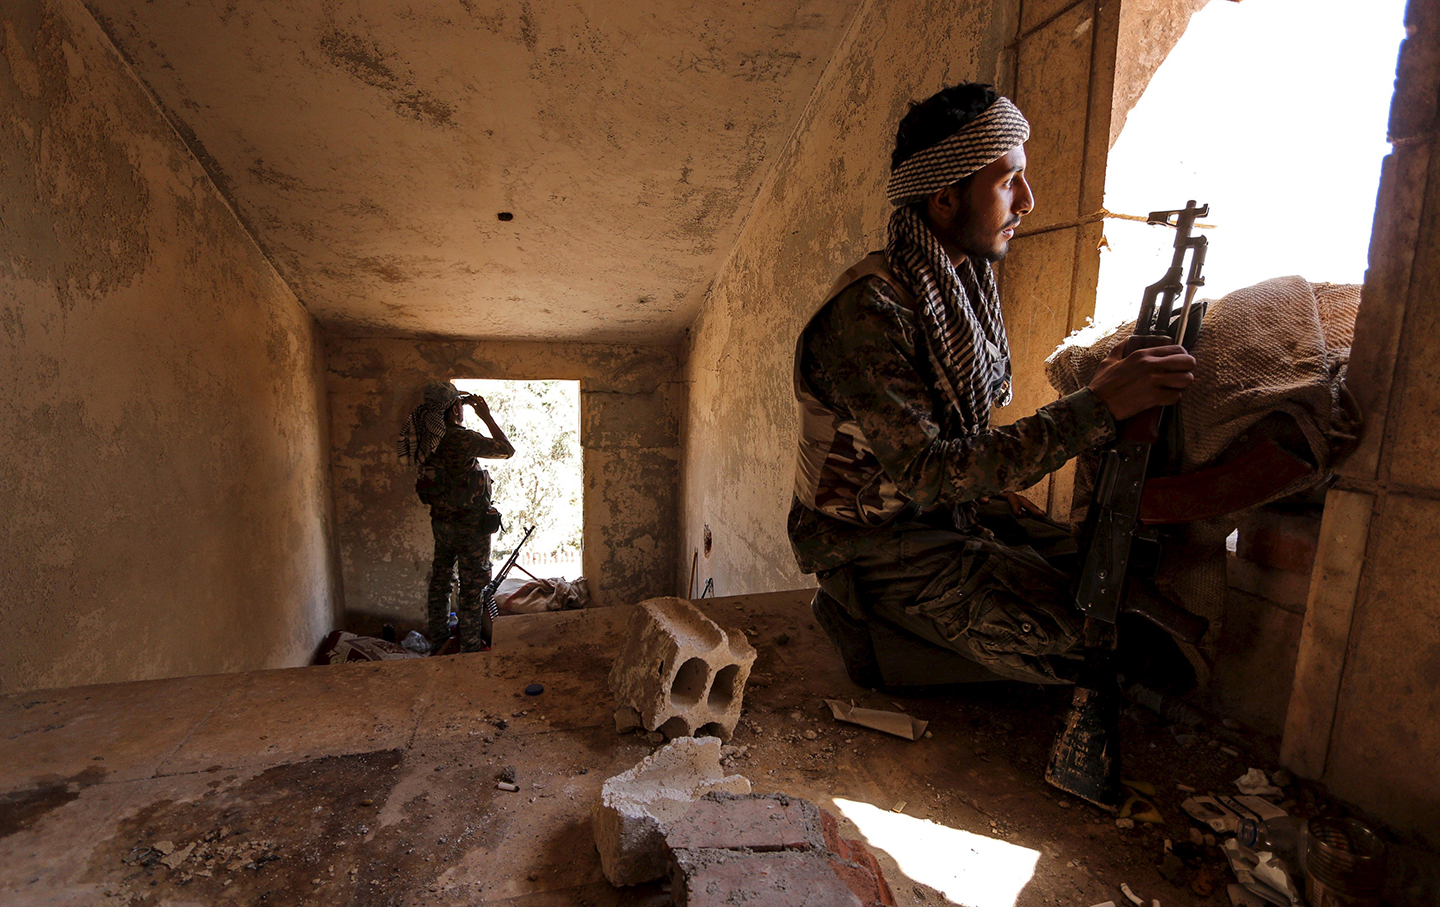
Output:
[833, 798, 1039, 907]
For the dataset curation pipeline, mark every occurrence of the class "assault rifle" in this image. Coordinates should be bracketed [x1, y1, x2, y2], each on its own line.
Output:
[1045, 201, 1213, 809]
[479, 525, 535, 649]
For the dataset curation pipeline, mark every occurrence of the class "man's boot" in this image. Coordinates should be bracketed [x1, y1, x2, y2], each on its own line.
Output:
[811, 590, 883, 688]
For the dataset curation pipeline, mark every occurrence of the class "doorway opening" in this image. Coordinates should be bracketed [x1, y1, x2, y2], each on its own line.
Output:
[452, 378, 583, 581]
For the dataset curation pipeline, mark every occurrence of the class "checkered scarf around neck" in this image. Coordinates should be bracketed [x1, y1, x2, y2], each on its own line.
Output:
[397, 382, 461, 471]
[884, 97, 1030, 431]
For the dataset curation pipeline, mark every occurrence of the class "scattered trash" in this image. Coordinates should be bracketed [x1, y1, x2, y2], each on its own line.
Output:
[891, 800, 907, 813]
[1176, 783, 1196, 793]
[1222, 838, 1304, 907]
[496, 781, 520, 792]
[1237, 815, 1305, 872]
[824, 699, 928, 740]
[1091, 902, 1118, 907]
[1122, 779, 1157, 797]
[524, 683, 544, 696]
[1219, 746, 1241, 758]
[1304, 817, 1387, 906]
[1183, 795, 1240, 834]
[1120, 881, 1146, 905]
[402, 631, 431, 655]
[1116, 817, 1135, 829]
[1120, 794, 1164, 824]
[359, 799, 374, 807]
[1235, 768, 1284, 798]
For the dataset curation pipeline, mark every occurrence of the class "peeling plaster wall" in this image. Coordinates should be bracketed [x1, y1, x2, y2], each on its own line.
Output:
[679, 0, 1019, 597]
[1282, 0, 1440, 848]
[326, 338, 681, 618]
[0, 0, 339, 692]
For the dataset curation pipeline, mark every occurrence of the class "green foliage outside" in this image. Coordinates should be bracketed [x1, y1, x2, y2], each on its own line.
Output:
[453, 379, 582, 567]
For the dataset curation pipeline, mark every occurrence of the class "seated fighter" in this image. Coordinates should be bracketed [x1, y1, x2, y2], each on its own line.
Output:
[788, 83, 1196, 686]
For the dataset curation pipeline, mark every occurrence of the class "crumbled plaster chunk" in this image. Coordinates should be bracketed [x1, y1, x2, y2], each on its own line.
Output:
[592, 736, 751, 886]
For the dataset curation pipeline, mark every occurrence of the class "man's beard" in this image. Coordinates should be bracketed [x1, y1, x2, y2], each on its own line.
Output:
[956, 216, 1019, 264]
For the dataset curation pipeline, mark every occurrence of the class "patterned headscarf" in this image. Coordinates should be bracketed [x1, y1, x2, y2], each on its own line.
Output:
[884, 97, 1030, 432]
[397, 382, 461, 470]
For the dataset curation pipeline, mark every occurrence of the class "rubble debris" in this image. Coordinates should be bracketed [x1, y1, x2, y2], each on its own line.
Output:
[159, 842, 196, 870]
[608, 598, 756, 742]
[592, 736, 750, 886]
[664, 795, 895, 907]
[499, 765, 518, 784]
[824, 700, 928, 740]
[614, 705, 643, 733]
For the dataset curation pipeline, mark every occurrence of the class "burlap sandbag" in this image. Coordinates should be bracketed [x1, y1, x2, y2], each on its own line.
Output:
[1045, 276, 1361, 639]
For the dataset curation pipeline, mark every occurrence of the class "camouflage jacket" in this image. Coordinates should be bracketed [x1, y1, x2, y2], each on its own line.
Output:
[789, 254, 1116, 574]
[418, 427, 514, 519]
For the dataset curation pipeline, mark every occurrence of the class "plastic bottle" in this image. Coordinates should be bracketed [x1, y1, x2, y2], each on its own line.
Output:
[447, 611, 459, 634]
[1238, 815, 1307, 873]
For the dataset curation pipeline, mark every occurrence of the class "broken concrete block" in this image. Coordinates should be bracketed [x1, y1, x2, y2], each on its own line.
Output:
[662, 792, 825, 854]
[662, 794, 896, 907]
[592, 736, 751, 887]
[608, 597, 756, 741]
[670, 850, 864, 907]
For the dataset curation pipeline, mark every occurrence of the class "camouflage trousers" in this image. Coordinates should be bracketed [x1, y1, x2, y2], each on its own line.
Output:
[427, 515, 493, 652]
[820, 501, 1086, 684]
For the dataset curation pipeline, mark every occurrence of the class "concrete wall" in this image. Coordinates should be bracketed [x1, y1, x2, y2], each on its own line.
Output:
[678, 0, 1020, 597]
[1282, 0, 1440, 848]
[0, 0, 340, 693]
[326, 337, 681, 618]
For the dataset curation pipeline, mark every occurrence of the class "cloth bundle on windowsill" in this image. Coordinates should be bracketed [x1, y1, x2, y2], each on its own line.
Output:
[1045, 276, 1362, 640]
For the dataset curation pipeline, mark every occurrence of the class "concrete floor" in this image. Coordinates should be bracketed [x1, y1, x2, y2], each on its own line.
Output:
[2, 591, 1275, 906]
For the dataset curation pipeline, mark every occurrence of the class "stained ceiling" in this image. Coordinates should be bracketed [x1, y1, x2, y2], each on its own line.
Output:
[87, 0, 863, 341]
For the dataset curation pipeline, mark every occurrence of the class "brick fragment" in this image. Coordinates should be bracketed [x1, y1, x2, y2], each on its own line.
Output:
[662, 792, 824, 853]
[671, 850, 863, 907]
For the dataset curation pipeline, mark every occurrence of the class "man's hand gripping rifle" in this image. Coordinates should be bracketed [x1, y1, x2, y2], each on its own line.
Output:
[1045, 201, 1212, 809]
[479, 524, 535, 650]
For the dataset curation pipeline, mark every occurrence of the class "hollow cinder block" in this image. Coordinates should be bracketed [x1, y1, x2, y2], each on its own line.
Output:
[608, 597, 756, 742]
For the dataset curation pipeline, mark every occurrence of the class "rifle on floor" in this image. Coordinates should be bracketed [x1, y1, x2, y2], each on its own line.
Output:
[479, 525, 535, 649]
[1045, 201, 1212, 809]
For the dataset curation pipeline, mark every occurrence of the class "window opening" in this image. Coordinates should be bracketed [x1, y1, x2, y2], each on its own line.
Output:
[1092, 0, 1406, 331]
[452, 378, 583, 581]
